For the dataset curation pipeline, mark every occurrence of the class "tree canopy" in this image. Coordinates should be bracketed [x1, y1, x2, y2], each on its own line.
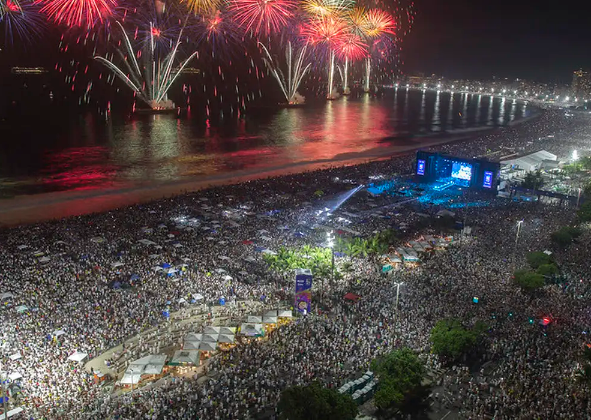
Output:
[521, 170, 544, 190]
[551, 226, 582, 248]
[430, 319, 485, 362]
[513, 269, 545, 291]
[578, 202, 591, 222]
[525, 251, 553, 269]
[277, 382, 358, 420]
[371, 348, 425, 410]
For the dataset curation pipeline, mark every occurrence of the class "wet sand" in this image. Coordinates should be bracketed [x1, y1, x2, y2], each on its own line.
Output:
[0, 128, 502, 226]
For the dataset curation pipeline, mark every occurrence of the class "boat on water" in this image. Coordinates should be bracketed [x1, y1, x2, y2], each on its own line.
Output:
[134, 107, 180, 115]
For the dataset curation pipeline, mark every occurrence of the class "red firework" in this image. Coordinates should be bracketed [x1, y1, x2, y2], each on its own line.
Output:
[336, 32, 367, 61]
[38, 0, 116, 29]
[228, 0, 297, 37]
[364, 9, 396, 38]
[301, 16, 347, 48]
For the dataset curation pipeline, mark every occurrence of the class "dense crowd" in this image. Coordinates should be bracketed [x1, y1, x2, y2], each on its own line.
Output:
[1, 108, 591, 419]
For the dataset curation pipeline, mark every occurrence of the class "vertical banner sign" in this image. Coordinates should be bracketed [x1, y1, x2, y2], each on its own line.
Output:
[294, 268, 313, 313]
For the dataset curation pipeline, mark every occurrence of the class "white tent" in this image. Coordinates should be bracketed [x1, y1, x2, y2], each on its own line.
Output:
[39, 256, 51, 263]
[203, 326, 221, 335]
[128, 355, 166, 375]
[198, 342, 217, 351]
[263, 316, 278, 324]
[15, 305, 28, 313]
[171, 350, 200, 365]
[218, 334, 235, 343]
[501, 150, 558, 172]
[120, 372, 143, 385]
[0, 407, 24, 420]
[8, 372, 22, 380]
[202, 334, 219, 343]
[264, 310, 278, 318]
[247, 315, 263, 323]
[184, 341, 200, 350]
[278, 310, 293, 318]
[239, 323, 264, 337]
[261, 249, 276, 255]
[192, 293, 204, 301]
[219, 326, 237, 335]
[52, 329, 66, 337]
[67, 351, 88, 362]
[9, 352, 21, 361]
[111, 262, 125, 268]
[1, 292, 14, 300]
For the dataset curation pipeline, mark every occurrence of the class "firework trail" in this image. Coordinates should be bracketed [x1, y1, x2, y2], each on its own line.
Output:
[259, 40, 310, 104]
[38, 0, 117, 29]
[94, 20, 198, 109]
[228, 0, 297, 37]
[335, 32, 367, 94]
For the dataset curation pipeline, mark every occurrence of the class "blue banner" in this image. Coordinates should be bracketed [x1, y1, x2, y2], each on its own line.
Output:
[294, 269, 313, 313]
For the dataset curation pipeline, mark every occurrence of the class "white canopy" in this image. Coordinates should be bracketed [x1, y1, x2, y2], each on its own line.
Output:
[218, 334, 235, 343]
[219, 326, 237, 335]
[1, 292, 14, 300]
[203, 326, 221, 334]
[247, 315, 263, 323]
[8, 372, 22, 380]
[15, 305, 28, 313]
[0, 407, 24, 420]
[202, 333, 219, 343]
[198, 342, 217, 351]
[39, 256, 51, 263]
[171, 350, 200, 365]
[192, 293, 204, 301]
[264, 310, 278, 318]
[278, 310, 293, 318]
[67, 351, 88, 362]
[184, 341, 200, 350]
[120, 372, 143, 385]
[263, 316, 278, 324]
[9, 352, 21, 361]
[261, 249, 276, 255]
[111, 262, 124, 268]
[52, 329, 66, 337]
[128, 354, 166, 376]
[239, 323, 264, 337]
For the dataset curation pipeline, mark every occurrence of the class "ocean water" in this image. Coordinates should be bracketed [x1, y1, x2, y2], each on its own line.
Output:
[0, 89, 529, 196]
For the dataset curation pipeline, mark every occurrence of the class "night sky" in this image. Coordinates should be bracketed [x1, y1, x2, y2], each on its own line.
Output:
[402, 0, 590, 83]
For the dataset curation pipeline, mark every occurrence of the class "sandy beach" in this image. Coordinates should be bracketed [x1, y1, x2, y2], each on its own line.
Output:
[0, 127, 502, 226]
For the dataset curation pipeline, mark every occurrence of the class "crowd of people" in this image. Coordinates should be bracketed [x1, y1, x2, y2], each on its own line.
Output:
[1, 107, 591, 419]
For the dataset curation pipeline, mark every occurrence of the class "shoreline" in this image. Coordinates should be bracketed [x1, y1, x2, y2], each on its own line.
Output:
[0, 115, 535, 227]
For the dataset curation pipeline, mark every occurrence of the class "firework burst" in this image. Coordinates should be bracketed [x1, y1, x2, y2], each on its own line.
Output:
[364, 8, 395, 38]
[335, 31, 366, 61]
[38, 0, 117, 29]
[302, 0, 353, 18]
[228, 0, 297, 37]
[183, 0, 219, 15]
[1, 0, 45, 45]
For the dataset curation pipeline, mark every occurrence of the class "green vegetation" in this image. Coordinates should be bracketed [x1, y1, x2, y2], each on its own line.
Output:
[335, 229, 398, 258]
[277, 381, 358, 420]
[550, 226, 582, 248]
[525, 251, 553, 269]
[578, 202, 591, 222]
[430, 319, 487, 362]
[537, 263, 559, 276]
[521, 170, 545, 190]
[513, 269, 545, 291]
[371, 348, 425, 411]
[575, 347, 591, 387]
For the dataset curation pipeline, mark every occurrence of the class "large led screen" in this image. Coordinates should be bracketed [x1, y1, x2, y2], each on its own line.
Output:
[417, 159, 426, 175]
[451, 162, 473, 181]
[483, 171, 493, 188]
